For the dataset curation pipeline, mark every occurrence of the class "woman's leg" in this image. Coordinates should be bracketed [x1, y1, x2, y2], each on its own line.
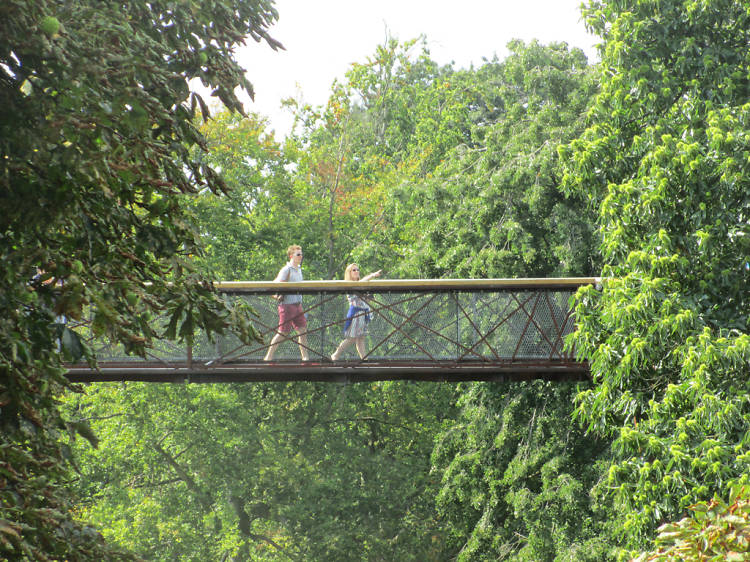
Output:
[331, 337, 354, 360]
[355, 336, 367, 359]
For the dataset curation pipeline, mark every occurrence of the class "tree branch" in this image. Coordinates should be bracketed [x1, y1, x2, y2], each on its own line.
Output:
[153, 442, 212, 509]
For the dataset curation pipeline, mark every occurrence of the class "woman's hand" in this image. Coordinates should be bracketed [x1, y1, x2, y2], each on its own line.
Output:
[362, 269, 382, 282]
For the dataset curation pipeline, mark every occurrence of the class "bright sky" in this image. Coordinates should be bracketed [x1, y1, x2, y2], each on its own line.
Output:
[233, 0, 599, 138]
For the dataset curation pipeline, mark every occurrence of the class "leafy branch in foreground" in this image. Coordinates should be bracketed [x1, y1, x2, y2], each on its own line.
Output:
[1, 0, 279, 558]
[634, 486, 750, 561]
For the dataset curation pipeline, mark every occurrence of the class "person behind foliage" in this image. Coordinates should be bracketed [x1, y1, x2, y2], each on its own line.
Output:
[264, 245, 309, 361]
[330, 264, 381, 361]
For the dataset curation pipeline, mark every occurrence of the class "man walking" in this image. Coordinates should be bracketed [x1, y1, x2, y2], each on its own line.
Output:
[264, 245, 309, 361]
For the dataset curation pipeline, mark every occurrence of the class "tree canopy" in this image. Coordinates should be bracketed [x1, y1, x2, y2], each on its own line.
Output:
[4, 0, 749, 560]
[560, 0, 750, 554]
[1, 0, 279, 558]
[60, 37, 603, 560]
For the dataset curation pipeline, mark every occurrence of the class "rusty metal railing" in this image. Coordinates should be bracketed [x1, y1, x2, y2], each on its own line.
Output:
[65, 278, 598, 383]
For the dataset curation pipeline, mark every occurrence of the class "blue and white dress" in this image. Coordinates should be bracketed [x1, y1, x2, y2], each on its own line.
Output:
[343, 293, 371, 338]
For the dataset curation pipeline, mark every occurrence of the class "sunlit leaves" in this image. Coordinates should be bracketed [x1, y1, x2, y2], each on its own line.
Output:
[634, 486, 750, 561]
[561, 0, 750, 552]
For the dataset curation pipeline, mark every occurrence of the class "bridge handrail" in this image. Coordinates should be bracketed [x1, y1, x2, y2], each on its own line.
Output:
[215, 277, 601, 294]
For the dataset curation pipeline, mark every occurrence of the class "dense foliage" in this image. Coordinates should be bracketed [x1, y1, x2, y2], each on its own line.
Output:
[61, 37, 601, 560]
[560, 0, 750, 555]
[382, 40, 600, 279]
[391, 40, 609, 560]
[5, 0, 748, 560]
[68, 380, 456, 560]
[186, 111, 297, 280]
[432, 381, 612, 560]
[1, 0, 278, 558]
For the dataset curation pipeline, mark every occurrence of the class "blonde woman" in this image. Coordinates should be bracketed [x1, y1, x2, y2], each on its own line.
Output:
[330, 264, 382, 361]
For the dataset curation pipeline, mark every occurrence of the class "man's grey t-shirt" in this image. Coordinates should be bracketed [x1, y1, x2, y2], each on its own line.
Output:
[276, 263, 303, 304]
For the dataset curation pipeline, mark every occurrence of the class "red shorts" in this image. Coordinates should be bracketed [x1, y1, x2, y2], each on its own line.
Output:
[277, 303, 307, 333]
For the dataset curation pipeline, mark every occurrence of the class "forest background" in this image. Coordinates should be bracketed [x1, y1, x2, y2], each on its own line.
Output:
[1, 1, 748, 561]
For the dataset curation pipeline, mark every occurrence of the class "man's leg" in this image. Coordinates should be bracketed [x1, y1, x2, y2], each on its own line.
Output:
[264, 331, 288, 361]
[289, 304, 309, 361]
[297, 332, 309, 361]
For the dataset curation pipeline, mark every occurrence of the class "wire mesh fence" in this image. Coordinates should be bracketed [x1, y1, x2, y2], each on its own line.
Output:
[82, 281, 588, 367]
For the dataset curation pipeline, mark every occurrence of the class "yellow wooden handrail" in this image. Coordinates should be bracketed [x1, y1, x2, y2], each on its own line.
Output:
[215, 277, 601, 293]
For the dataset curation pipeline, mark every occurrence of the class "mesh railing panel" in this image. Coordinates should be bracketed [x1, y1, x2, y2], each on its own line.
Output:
[84, 287, 579, 365]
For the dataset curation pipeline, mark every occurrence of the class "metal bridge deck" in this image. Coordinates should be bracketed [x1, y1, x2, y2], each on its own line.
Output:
[65, 360, 589, 383]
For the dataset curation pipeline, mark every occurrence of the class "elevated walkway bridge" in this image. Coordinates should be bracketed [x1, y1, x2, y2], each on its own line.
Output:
[65, 278, 599, 384]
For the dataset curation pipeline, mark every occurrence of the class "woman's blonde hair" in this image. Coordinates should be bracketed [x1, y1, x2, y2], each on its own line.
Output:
[344, 263, 359, 281]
